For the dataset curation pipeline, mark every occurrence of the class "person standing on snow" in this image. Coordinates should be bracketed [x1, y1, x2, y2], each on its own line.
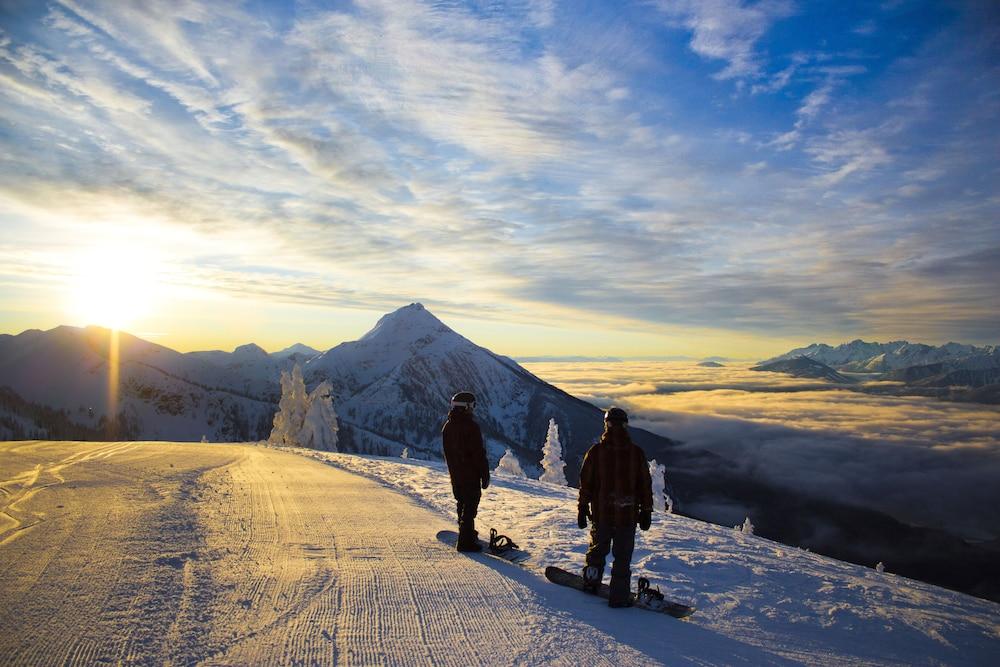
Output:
[577, 407, 653, 607]
[442, 391, 490, 552]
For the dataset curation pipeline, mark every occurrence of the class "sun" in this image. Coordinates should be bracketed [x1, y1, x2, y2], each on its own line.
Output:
[67, 243, 163, 331]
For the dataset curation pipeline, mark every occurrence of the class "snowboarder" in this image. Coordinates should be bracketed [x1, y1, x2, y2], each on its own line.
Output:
[577, 407, 653, 607]
[442, 391, 490, 552]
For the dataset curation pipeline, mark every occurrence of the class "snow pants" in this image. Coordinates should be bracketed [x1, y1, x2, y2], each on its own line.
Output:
[585, 521, 636, 579]
[453, 482, 481, 525]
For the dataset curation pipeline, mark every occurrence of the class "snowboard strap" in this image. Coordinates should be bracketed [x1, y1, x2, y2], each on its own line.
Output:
[636, 577, 665, 605]
[488, 528, 519, 555]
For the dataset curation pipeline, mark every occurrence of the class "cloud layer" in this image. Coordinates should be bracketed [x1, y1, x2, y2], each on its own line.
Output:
[526, 361, 1000, 540]
[0, 0, 998, 347]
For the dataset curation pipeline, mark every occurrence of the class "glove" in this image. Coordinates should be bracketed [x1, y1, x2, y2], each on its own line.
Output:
[481, 472, 490, 489]
[638, 509, 652, 531]
[577, 506, 589, 530]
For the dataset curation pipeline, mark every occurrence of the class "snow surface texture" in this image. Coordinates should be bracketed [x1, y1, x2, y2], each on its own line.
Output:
[538, 418, 567, 486]
[294, 448, 1000, 666]
[2, 441, 663, 665]
[2, 441, 999, 666]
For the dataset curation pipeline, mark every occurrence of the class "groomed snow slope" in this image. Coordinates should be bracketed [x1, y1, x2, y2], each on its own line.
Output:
[2, 441, 998, 666]
[294, 448, 1000, 666]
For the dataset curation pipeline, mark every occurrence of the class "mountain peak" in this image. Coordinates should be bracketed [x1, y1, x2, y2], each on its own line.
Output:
[233, 343, 268, 358]
[272, 343, 321, 359]
[359, 303, 451, 343]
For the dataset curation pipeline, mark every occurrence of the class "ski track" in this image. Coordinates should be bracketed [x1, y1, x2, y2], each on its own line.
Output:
[0, 441, 675, 666]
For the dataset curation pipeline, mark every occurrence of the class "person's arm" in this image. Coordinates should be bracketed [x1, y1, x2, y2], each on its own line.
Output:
[638, 450, 653, 511]
[442, 421, 456, 472]
[578, 449, 595, 528]
[474, 423, 490, 488]
[636, 448, 654, 530]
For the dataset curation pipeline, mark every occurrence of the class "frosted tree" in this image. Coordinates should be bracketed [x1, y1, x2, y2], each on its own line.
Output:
[495, 448, 526, 477]
[538, 418, 567, 485]
[875, 561, 885, 573]
[300, 381, 339, 451]
[649, 459, 673, 513]
[268, 364, 309, 447]
[400, 447, 409, 459]
[735, 516, 754, 535]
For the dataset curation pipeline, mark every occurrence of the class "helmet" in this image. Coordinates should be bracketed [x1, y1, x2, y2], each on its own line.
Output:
[451, 391, 476, 411]
[604, 406, 628, 423]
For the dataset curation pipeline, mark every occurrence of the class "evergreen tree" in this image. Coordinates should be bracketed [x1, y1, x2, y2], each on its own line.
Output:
[495, 448, 526, 477]
[300, 381, 339, 451]
[538, 418, 567, 485]
[649, 459, 673, 513]
[268, 364, 309, 446]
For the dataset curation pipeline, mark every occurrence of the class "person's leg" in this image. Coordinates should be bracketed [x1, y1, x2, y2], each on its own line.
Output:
[456, 484, 483, 551]
[465, 486, 482, 538]
[608, 524, 636, 607]
[583, 521, 612, 592]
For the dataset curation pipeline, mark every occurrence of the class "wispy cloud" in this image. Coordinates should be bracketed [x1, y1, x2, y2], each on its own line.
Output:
[0, 0, 997, 349]
[650, 0, 795, 80]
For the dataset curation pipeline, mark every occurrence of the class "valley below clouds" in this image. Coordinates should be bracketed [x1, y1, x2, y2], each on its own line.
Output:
[524, 361, 1000, 542]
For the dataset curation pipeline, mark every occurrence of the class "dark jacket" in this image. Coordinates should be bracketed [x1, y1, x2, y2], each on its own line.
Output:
[442, 408, 489, 493]
[578, 433, 653, 527]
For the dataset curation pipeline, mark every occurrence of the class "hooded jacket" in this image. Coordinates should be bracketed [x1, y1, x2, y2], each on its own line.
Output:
[442, 407, 489, 492]
[578, 430, 653, 527]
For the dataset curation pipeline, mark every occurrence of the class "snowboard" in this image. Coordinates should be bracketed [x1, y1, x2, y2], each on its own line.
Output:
[436, 528, 530, 564]
[544, 566, 695, 618]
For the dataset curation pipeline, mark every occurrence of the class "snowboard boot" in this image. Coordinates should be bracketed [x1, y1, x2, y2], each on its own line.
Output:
[608, 575, 634, 608]
[582, 565, 603, 594]
[456, 520, 482, 552]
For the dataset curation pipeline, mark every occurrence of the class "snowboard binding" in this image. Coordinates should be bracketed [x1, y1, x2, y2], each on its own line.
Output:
[636, 577, 666, 609]
[488, 528, 520, 556]
[582, 565, 602, 594]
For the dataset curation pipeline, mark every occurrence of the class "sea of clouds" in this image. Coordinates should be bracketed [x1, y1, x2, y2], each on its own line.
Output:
[524, 361, 1000, 542]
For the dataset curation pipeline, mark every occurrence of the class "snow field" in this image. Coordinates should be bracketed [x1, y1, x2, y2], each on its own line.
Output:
[1, 441, 676, 665]
[292, 447, 1000, 666]
[2, 439, 998, 666]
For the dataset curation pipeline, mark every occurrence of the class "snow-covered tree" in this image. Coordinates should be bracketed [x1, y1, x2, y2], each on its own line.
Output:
[538, 418, 567, 485]
[735, 516, 754, 535]
[300, 381, 339, 451]
[400, 447, 409, 459]
[649, 459, 673, 513]
[495, 448, 525, 477]
[269, 365, 308, 446]
[269, 365, 337, 450]
[875, 561, 885, 573]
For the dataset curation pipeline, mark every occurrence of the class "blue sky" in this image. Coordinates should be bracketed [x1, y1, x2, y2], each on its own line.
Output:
[0, 0, 997, 355]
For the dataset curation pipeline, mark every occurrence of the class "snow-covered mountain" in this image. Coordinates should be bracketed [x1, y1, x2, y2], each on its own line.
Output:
[0, 307, 686, 478]
[0, 326, 275, 441]
[751, 357, 855, 383]
[272, 342, 321, 360]
[302, 303, 681, 476]
[765, 339, 999, 377]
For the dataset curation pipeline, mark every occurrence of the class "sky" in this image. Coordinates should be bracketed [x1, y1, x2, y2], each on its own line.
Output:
[0, 0, 998, 357]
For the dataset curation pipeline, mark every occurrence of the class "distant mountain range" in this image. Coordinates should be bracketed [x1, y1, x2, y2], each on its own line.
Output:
[0, 305, 693, 479]
[757, 339, 1000, 397]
